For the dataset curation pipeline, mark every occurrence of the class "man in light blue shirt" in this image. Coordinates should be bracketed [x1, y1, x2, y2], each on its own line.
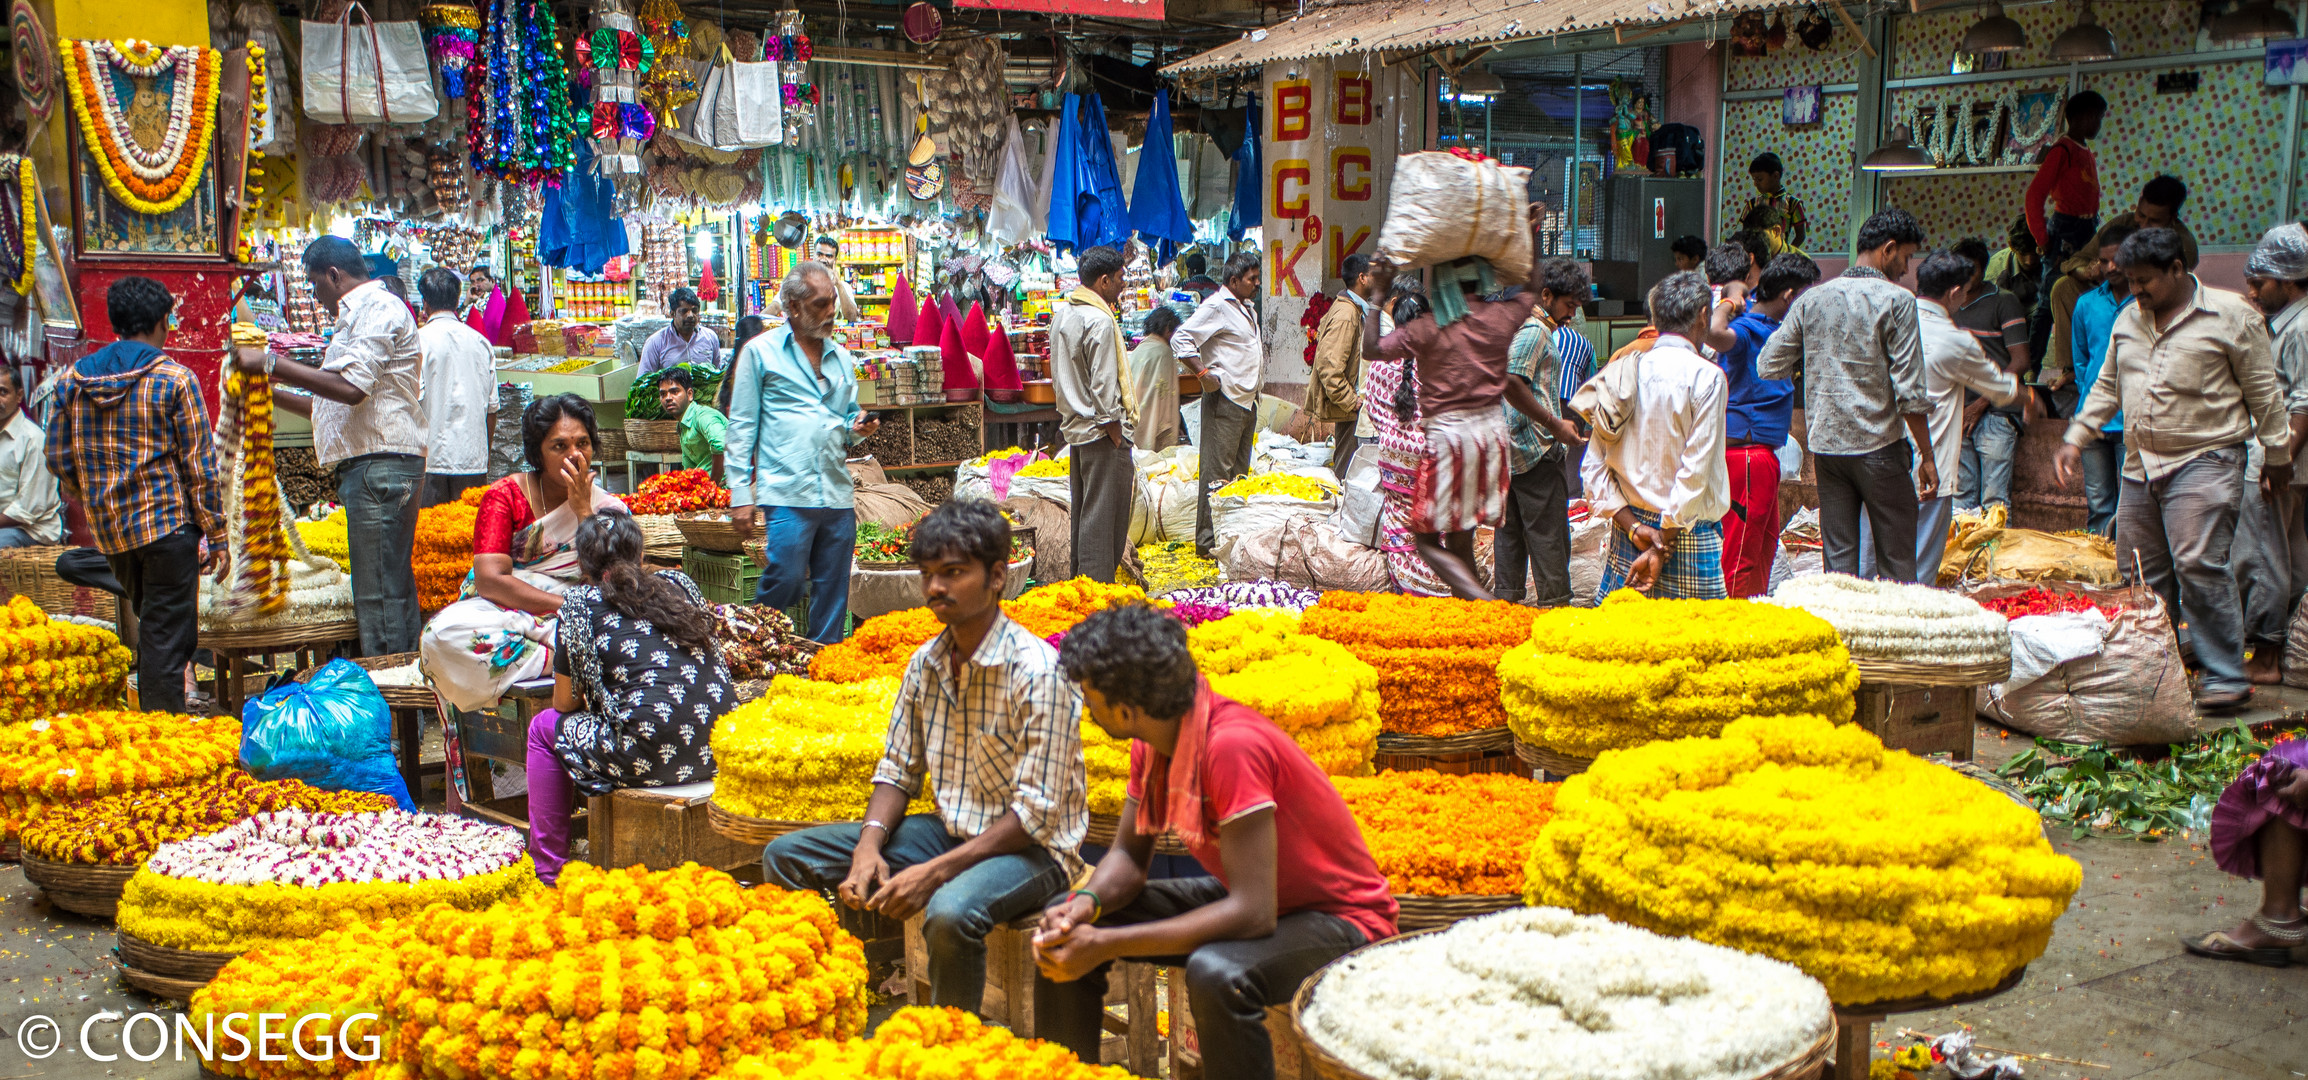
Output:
[727, 264, 879, 642]
[2069, 224, 2136, 538]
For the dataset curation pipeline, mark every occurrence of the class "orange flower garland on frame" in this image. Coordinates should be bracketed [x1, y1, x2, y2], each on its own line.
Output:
[58, 38, 221, 216]
[1298, 592, 1536, 737]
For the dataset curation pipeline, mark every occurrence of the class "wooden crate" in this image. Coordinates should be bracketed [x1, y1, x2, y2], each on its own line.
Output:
[584, 784, 762, 873]
[1853, 682, 1976, 761]
[904, 914, 1163, 1074]
[1371, 749, 1525, 776]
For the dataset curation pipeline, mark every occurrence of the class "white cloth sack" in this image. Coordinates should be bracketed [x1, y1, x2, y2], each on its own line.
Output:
[301, 3, 438, 125]
[1567, 516, 1614, 607]
[986, 117, 1039, 246]
[729, 59, 785, 147]
[1334, 451, 1385, 548]
[1966, 581, 2202, 745]
[1135, 447, 1201, 545]
[1375, 151, 1534, 280]
[2001, 610, 2109, 690]
[1212, 493, 1336, 565]
[1218, 514, 1392, 593]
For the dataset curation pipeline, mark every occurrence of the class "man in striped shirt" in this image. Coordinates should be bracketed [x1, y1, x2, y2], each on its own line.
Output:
[762, 498, 1086, 1015]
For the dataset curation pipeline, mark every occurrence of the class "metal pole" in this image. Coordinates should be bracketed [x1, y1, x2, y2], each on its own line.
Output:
[1569, 53, 1584, 258]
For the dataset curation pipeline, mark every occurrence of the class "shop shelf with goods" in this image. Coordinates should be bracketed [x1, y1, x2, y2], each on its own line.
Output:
[549, 263, 638, 325]
[494, 355, 641, 435]
[852, 402, 984, 473]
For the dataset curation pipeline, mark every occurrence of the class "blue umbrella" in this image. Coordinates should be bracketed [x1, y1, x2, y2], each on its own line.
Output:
[1229, 94, 1262, 241]
[1128, 90, 1194, 268]
[1046, 93, 1133, 254]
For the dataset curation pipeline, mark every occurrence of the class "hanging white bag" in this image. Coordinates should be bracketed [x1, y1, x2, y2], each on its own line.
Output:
[300, 2, 438, 125]
[730, 57, 784, 147]
[1374, 151, 1533, 279]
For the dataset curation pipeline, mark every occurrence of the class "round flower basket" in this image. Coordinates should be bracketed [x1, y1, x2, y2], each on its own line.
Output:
[624, 418, 683, 453]
[1285, 928, 1837, 1080]
[1373, 727, 1521, 775]
[20, 851, 136, 917]
[1511, 736, 1594, 777]
[116, 930, 239, 995]
[1391, 893, 1522, 933]
[675, 511, 751, 552]
[1851, 655, 2013, 687]
[705, 799, 830, 846]
[1084, 812, 1191, 857]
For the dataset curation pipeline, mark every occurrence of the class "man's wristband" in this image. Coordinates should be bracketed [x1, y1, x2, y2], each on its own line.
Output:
[861, 819, 890, 834]
[1069, 888, 1102, 922]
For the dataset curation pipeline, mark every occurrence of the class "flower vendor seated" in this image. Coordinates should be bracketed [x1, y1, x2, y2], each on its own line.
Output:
[760, 497, 1087, 1016]
[1033, 604, 1398, 1080]
[528, 511, 731, 884]
[2187, 737, 2308, 965]
[657, 367, 727, 478]
[417, 394, 627, 714]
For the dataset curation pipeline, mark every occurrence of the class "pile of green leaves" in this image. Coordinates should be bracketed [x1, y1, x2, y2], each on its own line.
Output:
[625, 363, 726, 420]
[1998, 724, 2296, 840]
[854, 521, 913, 563]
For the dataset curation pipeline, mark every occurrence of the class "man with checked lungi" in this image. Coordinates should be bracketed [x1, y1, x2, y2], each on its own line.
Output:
[1362, 243, 1561, 600]
[1569, 271, 1731, 599]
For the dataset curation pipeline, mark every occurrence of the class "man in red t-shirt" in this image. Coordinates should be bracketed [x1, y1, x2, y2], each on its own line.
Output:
[2024, 90, 2107, 350]
[1032, 605, 1396, 1080]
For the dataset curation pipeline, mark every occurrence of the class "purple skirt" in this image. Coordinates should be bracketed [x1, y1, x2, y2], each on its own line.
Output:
[2209, 737, 2308, 879]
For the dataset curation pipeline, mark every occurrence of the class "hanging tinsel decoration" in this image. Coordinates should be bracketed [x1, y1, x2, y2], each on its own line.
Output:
[469, 0, 576, 183]
[638, 0, 697, 127]
[421, 3, 481, 99]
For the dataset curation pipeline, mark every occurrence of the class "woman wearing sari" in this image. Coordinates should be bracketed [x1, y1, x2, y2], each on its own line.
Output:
[419, 394, 627, 712]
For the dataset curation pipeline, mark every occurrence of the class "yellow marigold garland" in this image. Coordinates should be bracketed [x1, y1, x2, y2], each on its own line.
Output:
[719, 1006, 1131, 1078]
[1082, 717, 1131, 816]
[0, 595, 135, 725]
[227, 323, 290, 615]
[20, 772, 393, 865]
[1187, 609, 1379, 775]
[709, 675, 933, 822]
[58, 40, 222, 215]
[1524, 714, 2082, 1005]
[9, 156, 34, 295]
[1298, 591, 1535, 737]
[0, 709, 235, 833]
[1015, 457, 1068, 478]
[296, 511, 351, 571]
[810, 578, 1161, 683]
[191, 919, 414, 1080]
[1498, 589, 1860, 758]
[1334, 771, 1557, 897]
[1215, 472, 1338, 500]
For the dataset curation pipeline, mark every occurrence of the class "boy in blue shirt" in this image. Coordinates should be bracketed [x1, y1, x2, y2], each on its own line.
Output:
[1709, 253, 1819, 596]
[2069, 224, 2137, 538]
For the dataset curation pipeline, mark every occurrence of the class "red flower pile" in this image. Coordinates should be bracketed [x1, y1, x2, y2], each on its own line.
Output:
[625, 469, 731, 515]
[1977, 587, 2119, 621]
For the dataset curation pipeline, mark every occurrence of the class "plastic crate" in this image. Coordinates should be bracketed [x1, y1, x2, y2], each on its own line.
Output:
[684, 550, 762, 605]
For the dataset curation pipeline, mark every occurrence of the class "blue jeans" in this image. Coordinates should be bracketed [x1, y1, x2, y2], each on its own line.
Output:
[1957, 412, 2021, 511]
[2080, 432, 2125, 537]
[337, 453, 425, 655]
[754, 506, 855, 643]
[761, 815, 1069, 1014]
[0, 527, 38, 549]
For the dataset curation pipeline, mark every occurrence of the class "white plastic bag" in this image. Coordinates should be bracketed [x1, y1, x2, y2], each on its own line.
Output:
[1567, 516, 1613, 607]
[1375, 151, 1534, 280]
[301, 3, 438, 125]
[1335, 451, 1384, 548]
[731, 59, 784, 147]
[986, 117, 1039, 246]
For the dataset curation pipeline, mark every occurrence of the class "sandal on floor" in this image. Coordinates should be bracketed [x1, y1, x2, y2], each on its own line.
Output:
[2184, 917, 2303, 967]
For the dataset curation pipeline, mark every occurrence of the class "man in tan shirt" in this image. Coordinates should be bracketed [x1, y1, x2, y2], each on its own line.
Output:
[2054, 228, 2289, 712]
[1305, 255, 1375, 477]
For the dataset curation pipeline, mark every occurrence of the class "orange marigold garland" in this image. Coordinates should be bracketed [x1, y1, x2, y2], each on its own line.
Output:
[58, 38, 222, 216]
[1298, 592, 1536, 737]
[809, 578, 1162, 682]
[1332, 770, 1557, 897]
[224, 324, 289, 615]
[415, 500, 481, 611]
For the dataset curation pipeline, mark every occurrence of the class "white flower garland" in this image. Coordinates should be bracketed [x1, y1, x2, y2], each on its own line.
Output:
[1767, 573, 2011, 665]
[1300, 908, 1832, 1080]
[144, 809, 526, 888]
[1912, 87, 2062, 168]
[76, 41, 201, 182]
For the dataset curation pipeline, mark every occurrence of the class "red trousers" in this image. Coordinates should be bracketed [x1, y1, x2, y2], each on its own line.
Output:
[1722, 444, 1783, 598]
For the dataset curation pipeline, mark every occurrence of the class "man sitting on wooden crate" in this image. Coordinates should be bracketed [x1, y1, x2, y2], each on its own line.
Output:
[1033, 604, 1398, 1080]
[761, 498, 1086, 1017]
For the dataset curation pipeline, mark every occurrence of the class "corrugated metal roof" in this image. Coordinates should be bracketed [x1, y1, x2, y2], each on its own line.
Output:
[1162, 0, 1786, 74]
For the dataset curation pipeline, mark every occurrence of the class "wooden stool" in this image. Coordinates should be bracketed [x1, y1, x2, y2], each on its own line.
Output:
[901, 914, 1163, 1075]
[442, 679, 556, 828]
[199, 619, 363, 719]
[583, 782, 759, 873]
[1163, 969, 1303, 1080]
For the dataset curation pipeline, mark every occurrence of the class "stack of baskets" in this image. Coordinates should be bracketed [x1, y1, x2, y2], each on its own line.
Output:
[0, 546, 116, 622]
[675, 512, 749, 552]
[624, 418, 683, 453]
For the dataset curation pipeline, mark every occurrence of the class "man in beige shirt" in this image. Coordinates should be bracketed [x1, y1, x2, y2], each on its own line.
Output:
[2054, 228, 2288, 712]
[1050, 245, 1133, 583]
[1304, 255, 1374, 477]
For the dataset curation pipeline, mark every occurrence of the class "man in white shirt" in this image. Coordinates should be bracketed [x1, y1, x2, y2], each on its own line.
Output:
[1571, 271, 1728, 599]
[0, 367, 62, 546]
[1885, 251, 2029, 580]
[1170, 252, 1265, 559]
[1050, 246, 1133, 583]
[232, 235, 428, 655]
[415, 269, 499, 507]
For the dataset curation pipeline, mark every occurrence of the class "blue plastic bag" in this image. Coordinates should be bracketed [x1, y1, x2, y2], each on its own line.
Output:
[240, 659, 415, 810]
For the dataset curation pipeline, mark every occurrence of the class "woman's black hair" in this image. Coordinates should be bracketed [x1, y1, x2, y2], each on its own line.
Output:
[574, 511, 719, 655]
[909, 498, 1010, 578]
[523, 394, 600, 472]
[720, 316, 769, 412]
[1141, 306, 1183, 342]
[1057, 605, 1198, 722]
[1389, 289, 1430, 424]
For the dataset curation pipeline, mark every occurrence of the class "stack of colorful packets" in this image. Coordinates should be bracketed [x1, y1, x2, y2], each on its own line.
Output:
[1299, 592, 1534, 738]
[0, 712, 240, 838]
[717, 1006, 1130, 1079]
[116, 808, 535, 952]
[1190, 609, 1380, 775]
[18, 773, 394, 865]
[1525, 714, 2082, 1005]
[414, 499, 483, 611]
[811, 578, 1161, 682]
[0, 596, 134, 724]
[1498, 589, 1860, 759]
[190, 864, 867, 1080]
[710, 675, 935, 821]
[1332, 771, 1557, 897]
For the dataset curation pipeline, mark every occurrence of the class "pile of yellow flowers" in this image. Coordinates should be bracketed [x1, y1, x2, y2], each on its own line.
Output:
[191, 864, 869, 1080]
[812, 579, 1159, 682]
[0, 595, 134, 724]
[1334, 771, 1557, 897]
[20, 772, 393, 865]
[294, 512, 351, 571]
[541, 356, 598, 374]
[1498, 589, 1860, 758]
[0, 711, 239, 836]
[1004, 576, 1161, 639]
[970, 446, 1035, 468]
[1138, 542, 1220, 594]
[1015, 457, 1070, 478]
[718, 1006, 1130, 1078]
[1189, 610, 1379, 775]
[1216, 473, 1338, 501]
[1081, 719, 1133, 816]
[711, 675, 934, 821]
[1299, 591, 1535, 738]
[1525, 714, 2082, 1005]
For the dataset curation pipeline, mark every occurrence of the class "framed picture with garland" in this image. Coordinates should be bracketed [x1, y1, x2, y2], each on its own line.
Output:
[62, 40, 251, 265]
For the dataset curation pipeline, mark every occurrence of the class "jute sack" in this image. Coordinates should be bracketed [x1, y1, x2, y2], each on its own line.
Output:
[1375, 151, 1534, 280]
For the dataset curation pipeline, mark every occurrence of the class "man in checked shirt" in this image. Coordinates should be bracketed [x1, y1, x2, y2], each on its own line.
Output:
[762, 498, 1087, 1014]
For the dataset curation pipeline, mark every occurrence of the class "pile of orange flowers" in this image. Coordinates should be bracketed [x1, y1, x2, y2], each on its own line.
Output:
[224, 326, 290, 617]
[415, 499, 482, 611]
[19, 772, 392, 865]
[0, 595, 134, 724]
[1299, 593, 1536, 737]
[1332, 770, 1558, 896]
[811, 578, 1162, 682]
[0, 711, 240, 836]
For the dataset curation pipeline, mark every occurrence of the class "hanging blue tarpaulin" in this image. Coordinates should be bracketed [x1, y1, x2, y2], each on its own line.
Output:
[1228, 94, 1262, 241]
[1128, 90, 1194, 268]
[1046, 93, 1132, 254]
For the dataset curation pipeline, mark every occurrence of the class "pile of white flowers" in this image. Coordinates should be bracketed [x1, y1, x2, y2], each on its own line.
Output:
[1767, 572, 2010, 666]
[1300, 908, 1832, 1080]
[198, 556, 354, 631]
[143, 809, 525, 887]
